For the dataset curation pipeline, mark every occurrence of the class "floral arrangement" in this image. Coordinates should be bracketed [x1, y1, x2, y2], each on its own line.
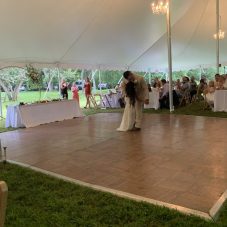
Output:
[25, 64, 43, 84]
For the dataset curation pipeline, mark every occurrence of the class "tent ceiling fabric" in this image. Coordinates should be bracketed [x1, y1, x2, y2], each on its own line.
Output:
[0, 0, 226, 71]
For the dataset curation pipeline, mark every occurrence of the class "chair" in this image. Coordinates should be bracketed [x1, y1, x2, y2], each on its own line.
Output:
[89, 95, 99, 109]
[0, 181, 8, 227]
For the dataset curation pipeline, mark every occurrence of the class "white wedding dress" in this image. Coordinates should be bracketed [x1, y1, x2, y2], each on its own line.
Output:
[117, 97, 136, 131]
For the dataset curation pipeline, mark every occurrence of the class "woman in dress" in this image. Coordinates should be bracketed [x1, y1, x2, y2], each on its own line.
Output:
[117, 81, 136, 131]
[204, 80, 215, 106]
[84, 77, 91, 108]
[71, 82, 80, 105]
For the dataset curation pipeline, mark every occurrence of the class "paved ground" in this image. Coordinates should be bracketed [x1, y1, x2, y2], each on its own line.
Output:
[2, 113, 227, 213]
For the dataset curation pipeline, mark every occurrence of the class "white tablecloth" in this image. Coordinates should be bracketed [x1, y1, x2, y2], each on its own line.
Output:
[6, 100, 84, 128]
[5, 105, 24, 128]
[144, 89, 160, 110]
[101, 93, 121, 108]
[214, 90, 227, 112]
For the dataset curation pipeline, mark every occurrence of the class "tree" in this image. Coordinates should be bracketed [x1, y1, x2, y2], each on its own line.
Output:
[0, 67, 26, 101]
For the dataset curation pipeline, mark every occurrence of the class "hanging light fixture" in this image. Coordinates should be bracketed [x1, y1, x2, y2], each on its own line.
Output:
[214, 15, 225, 40]
[214, 29, 225, 40]
[151, 0, 169, 15]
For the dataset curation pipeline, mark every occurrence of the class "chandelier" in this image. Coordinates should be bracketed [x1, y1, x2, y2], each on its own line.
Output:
[151, 0, 169, 15]
[213, 15, 225, 40]
[214, 29, 225, 40]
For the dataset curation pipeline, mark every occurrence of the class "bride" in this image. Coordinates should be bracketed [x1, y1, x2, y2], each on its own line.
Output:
[117, 81, 136, 131]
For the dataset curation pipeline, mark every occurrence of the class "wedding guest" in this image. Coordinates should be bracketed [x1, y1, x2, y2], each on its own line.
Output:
[214, 74, 219, 87]
[153, 78, 161, 89]
[84, 77, 91, 108]
[204, 80, 215, 106]
[175, 79, 181, 91]
[189, 76, 197, 100]
[60, 79, 68, 99]
[197, 78, 207, 100]
[159, 79, 169, 109]
[147, 83, 152, 92]
[223, 74, 227, 89]
[216, 75, 225, 90]
[71, 82, 80, 105]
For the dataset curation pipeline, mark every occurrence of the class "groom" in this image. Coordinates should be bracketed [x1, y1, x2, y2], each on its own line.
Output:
[122, 71, 149, 130]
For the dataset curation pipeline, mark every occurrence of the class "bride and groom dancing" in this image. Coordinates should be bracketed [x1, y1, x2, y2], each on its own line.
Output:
[117, 71, 149, 131]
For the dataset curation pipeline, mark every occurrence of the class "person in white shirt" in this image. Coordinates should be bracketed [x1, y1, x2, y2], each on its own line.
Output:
[159, 79, 169, 109]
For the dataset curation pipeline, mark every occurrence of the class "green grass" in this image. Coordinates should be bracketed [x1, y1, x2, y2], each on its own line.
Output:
[0, 163, 226, 227]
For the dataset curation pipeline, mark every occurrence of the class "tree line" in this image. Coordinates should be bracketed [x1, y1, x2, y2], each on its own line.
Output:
[0, 66, 223, 101]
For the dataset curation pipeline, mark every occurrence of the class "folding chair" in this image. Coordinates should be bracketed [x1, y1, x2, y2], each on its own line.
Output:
[89, 95, 99, 109]
[0, 181, 8, 227]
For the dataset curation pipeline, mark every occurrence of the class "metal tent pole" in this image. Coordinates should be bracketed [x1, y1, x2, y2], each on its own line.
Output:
[166, 1, 174, 112]
[216, 0, 220, 74]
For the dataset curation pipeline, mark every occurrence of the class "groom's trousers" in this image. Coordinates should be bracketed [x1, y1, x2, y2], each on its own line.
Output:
[135, 101, 143, 128]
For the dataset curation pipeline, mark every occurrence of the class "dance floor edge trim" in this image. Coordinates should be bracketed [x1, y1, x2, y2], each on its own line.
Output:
[9, 160, 227, 221]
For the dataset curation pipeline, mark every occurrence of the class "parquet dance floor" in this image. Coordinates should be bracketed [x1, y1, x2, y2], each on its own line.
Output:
[2, 113, 227, 214]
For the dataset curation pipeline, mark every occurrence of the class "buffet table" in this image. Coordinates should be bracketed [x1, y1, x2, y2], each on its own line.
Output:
[144, 89, 160, 110]
[6, 100, 84, 128]
[214, 90, 227, 112]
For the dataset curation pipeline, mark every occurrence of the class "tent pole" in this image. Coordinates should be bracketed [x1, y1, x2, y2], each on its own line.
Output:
[117, 76, 123, 85]
[216, 0, 220, 74]
[149, 71, 151, 85]
[0, 85, 2, 119]
[57, 68, 61, 98]
[91, 70, 97, 93]
[166, 1, 174, 112]
[98, 69, 102, 95]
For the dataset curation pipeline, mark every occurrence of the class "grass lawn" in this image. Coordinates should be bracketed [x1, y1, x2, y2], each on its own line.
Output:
[0, 163, 226, 227]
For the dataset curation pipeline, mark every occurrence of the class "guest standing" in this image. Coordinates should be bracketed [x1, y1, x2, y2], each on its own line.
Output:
[71, 82, 80, 105]
[84, 77, 91, 108]
[60, 79, 68, 99]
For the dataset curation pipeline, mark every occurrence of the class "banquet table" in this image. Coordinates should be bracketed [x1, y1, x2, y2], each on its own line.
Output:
[5, 105, 24, 128]
[144, 89, 160, 110]
[101, 93, 121, 108]
[214, 90, 227, 112]
[6, 100, 84, 128]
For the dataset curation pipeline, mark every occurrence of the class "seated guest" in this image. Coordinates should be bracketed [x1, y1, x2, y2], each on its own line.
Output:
[153, 78, 161, 89]
[223, 74, 227, 89]
[159, 79, 169, 109]
[189, 76, 197, 100]
[214, 74, 220, 88]
[178, 76, 190, 98]
[204, 80, 215, 106]
[175, 79, 181, 90]
[216, 75, 225, 90]
[197, 78, 207, 100]
[147, 83, 152, 92]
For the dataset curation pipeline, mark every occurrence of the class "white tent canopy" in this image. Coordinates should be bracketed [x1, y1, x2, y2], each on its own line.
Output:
[0, 0, 226, 72]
